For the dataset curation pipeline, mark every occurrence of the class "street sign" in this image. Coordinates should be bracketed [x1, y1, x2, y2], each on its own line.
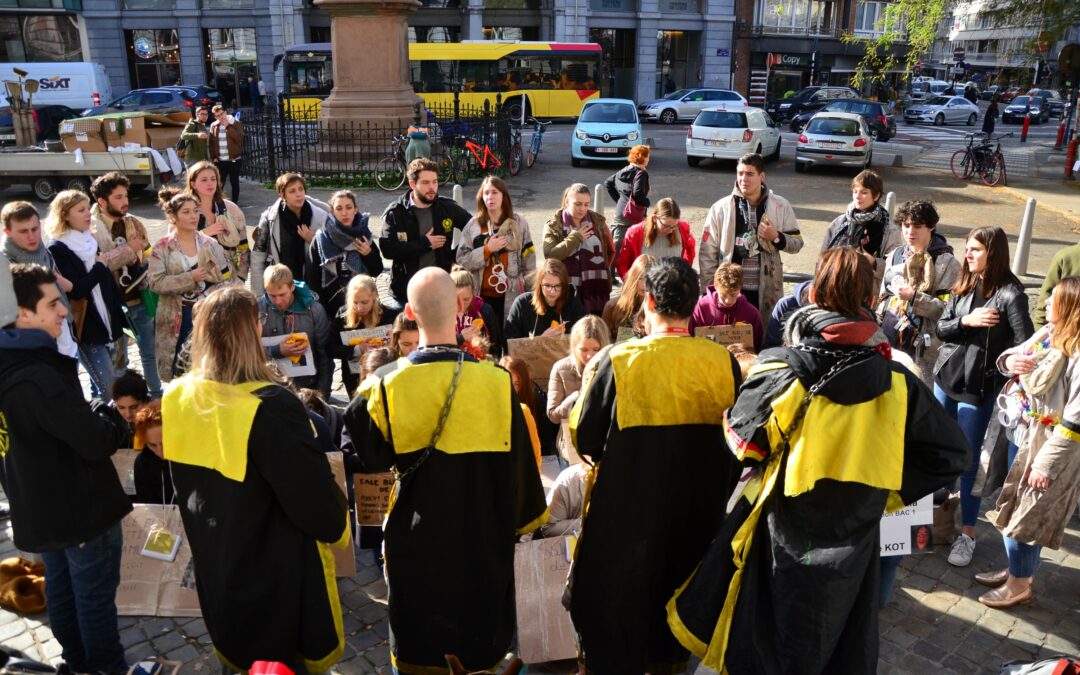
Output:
[953, 47, 966, 61]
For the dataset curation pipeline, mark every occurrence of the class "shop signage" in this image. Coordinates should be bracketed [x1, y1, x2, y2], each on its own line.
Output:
[133, 36, 156, 60]
[767, 53, 809, 68]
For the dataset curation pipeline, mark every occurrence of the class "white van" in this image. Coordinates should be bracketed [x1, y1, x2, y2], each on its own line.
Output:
[2, 63, 112, 110]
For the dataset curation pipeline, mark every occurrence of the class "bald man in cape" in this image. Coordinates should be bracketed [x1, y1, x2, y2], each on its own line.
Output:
[343, 268, 547, 674]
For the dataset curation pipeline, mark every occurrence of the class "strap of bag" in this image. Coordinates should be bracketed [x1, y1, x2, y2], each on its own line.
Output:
[393, 351, 465, 482]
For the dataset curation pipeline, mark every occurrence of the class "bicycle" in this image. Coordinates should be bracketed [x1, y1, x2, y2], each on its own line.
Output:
[507, 125, 523, 177]
[374, 135, 408, 192]
[525, 117, 551, 168]
[949, 132, 1012, 186]
[451, 136, 505, 187]
[978, 133, 1012, 187]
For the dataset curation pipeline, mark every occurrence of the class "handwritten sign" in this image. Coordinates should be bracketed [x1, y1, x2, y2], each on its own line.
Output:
[354, 472, 395, 526]
[513, 536, 578, 663]
[340, 326, 393, 374]
[117, 505, 201, 617]
[111, 449, 138, 497]
[540, 455, 562, 496]
[880, 494, 933, 557]
[262, 332, 316, 377]
[507, 335, 570, 391]
[326, 451, 356, 577]
[694, 323, 754, 350]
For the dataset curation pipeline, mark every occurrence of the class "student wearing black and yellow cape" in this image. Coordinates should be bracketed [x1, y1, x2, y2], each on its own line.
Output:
[343, 267, 547, 675]
[162, 285, 350, 673]
[666, 248, 968, 674]
[567, 257, 743, 675]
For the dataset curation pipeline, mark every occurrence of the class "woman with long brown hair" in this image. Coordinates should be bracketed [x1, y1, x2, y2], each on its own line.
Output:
[184, 160, 249, 280]
[977, 276, 1080, 608]
[162, 285, 347, 671]
[614, 197, 695, 279]
[504, 258, 586, 340]
[542, 183, 615, 315]
[934, 226, 1033, 568]
[602, 254, 655, 341]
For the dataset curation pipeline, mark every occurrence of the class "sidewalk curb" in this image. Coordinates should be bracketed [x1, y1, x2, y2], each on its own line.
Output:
[996, 184, 1080, 226]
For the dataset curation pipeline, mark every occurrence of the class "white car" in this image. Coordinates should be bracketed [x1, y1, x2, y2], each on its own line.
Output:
[685, 106, 782, 167]
[795, 111, 873, 174]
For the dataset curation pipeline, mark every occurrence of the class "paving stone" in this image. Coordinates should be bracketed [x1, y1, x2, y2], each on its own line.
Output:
[0, 618, 27, 641]
[354, 603, 385, 625]
[342, 613, 366, 636]
[883, 627, 919, 649]
[41, 639, 62, 659]
[4, 630, 38, 654]
[343, 589, 374, 611]
[127, 641, 158, 662]
[121, 625, 150, 649]
[151, 630, 188, 654]
[903, 572, 938, 592]
[912, 638, 950, 663]
[180, 619, 208, 639]
[347, 628, 382, 652]
[117, 616, 140, 629]
[165, 644, 202, 662]
[371, 619, 389, 640]
[364, 646, 391, 668]
[140, 617, 177, 639]
[1044, 632, 1080, 653]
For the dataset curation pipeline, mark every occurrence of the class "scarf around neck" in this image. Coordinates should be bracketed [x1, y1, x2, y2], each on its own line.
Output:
[2, 235, 52, 268]
[784, 304, 891, 356]
[59, 228, 113, 341]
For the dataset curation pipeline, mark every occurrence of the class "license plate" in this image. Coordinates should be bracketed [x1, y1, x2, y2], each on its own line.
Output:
[0, 134, 15, 141]
[817, 140, 843, 148]
[595, 147, 619, 154]
[704, 139, 727, 146]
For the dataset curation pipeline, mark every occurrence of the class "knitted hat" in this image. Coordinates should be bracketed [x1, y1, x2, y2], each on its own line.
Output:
[0, 260, 16, 327]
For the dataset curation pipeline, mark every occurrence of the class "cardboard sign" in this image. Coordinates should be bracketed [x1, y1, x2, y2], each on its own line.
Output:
[514, 536, 579, 663]
[326, 451, 356, 577]
[111, 449, 138, 497]
[354, 472, 395, 526]
[540, 455, 563, 496]
[340, 326, 393, 374]
[117, 505, 201, 617]
[615, 326, 636, 343]
[262, 332, 316, 377]
[880, 494, 933, 557]
[694, 323, 754, 350]
[507, 335, 570, 391]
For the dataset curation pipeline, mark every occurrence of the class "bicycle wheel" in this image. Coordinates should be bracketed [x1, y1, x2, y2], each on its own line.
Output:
[950, 149, 974, 180]
[508, 144, 523, 176]
[375, 157, 406, 192]
[490, 151, 507, 178]
[452, 152, 471, 187]
[435, 153, 454, 184]
[981, 152, 1004, 186]
[527, 135, 539, 168]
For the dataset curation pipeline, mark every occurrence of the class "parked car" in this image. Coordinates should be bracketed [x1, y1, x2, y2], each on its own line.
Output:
[0, 105, 79, 146]
[82, 86, 222, 117]
[571, 98, 642, 166]
[685, 106, 781, 167]
[765, 86, 858, 122]
[1028, 89, 1065, 117]
[795, 112, 874, 174]
[980, 85, 1002, 101]
[638, 88, 747, 124]
[1002, 96, 1050, 124]
[909, 80, 952, 101]
[1000, 87, 1022, 103]
[903, 96, 980, 126]
[789, 98, 896, 140]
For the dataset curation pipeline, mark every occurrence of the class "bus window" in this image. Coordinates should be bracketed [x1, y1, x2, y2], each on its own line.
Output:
[412, 60, 455, 93]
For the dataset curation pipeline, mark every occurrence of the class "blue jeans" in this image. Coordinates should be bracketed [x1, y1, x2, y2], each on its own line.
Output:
[1003, 440, 1042, 577]
[78, 342, 117, 402]
[40, 523, 127, 674]
[934, 384, 995, 527]
[122, 303, 162, 398]
[171, 305, 193, 379]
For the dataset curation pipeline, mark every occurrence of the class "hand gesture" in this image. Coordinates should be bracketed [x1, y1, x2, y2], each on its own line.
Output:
[461, 325, 477, 341]
[962, 307, 1000, 328]
[757, 215, 778, 243]
[190, 266, 209, 283]
[296, 224, 316, 243]
[542, 322, 566, 337]
[1027, 468, 1052, 491]
[578, 223, 594, 240]
[280, 338, 307, 357]
[487, 234, 508, 253]
[198, 132, 208, 140]
[425, 230, 447, 250]
[203, 216, 226, 238]
[354, 236, 373, 256]
[128, 232, 148, 253]
[1006, 353, 1038, 375]
[897, 284, 916, 302]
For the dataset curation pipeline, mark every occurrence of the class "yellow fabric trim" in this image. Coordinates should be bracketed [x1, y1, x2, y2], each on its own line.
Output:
[221, 269, 233, 281]
[360, 369, 392, 441]
[610, 336, 736, 430]
[770, 372, 907, 497]
[162, 377, 269, 482]
[304, 540, 345, 673]
[747, 361, 790, 377]
[382, 360, 512, 456]
[521, 402, 542, 470]
[213, 649, 240, 673]
[885, 491, 906, 514]
[1055, 424, 1080, 443]
[665, 562, 709, 657]
[516, 505, 549, 536]
[330, 512, 351, 549]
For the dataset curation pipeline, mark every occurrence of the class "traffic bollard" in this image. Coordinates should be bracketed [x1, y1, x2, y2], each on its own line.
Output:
[1020, 113, 1030, 143]
[1056, 119, 1067, 150]
[1010, 198, 1036, 276]
[594, 183, 605, 217]
[1067, 139, 1078, 179]
[884, 191, 896, 220]
[452, 184, 463, 206]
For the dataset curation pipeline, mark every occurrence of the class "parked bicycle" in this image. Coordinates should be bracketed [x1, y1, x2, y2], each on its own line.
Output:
[450, 136, 506, 186]
[950, 132, 1013, 186]
[507, 125, 524, 177]
[525, 117, 551, 168]
[374, 135, 408, 192]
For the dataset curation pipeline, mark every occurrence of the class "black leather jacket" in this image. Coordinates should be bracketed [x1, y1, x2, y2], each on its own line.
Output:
[934, 279, 1033, 403]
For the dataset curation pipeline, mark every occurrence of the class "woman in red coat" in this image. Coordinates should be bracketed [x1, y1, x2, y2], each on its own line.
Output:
[615, 197, 696, 279]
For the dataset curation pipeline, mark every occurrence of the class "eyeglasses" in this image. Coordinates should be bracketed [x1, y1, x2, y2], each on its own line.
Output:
[541, 283, 563, 291]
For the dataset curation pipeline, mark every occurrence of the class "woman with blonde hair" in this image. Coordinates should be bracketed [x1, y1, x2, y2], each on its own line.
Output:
[615, 197, 696, 279]
[148, 187, 232, 384]
[602, 254, 654, 341]
[977, 276, 1080, 608]
[504, 258, 586, 340]
[162, 285, 348, 671]
[543, 183, 614, 314]
[184, 160, 249, 280]
[456, 176, 536, 321]
[547, 315, 610, 462]
[47, 189, 127, 400]
[329, 273, 398, 396]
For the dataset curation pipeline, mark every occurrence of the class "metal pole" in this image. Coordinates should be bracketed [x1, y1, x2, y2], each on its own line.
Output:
[1011, 197, 1037, 276]
[884, 191, 896, 220]
[594, 183, 605, 217]
[452, 184, 463, 206]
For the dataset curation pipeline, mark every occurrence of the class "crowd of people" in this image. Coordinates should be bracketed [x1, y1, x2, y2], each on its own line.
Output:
[0, 147, 1077, 675]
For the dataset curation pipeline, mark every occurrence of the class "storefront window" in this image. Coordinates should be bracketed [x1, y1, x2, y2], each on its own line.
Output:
[0, 14, 81, 61]
[482, 26, 540, 40]
[124, 0, 174, 9]
[408, 26, 462, 43]
[202, 0, 252, 8]
[126, 29, 181, 89]
[590, 0, 635, 10]
[204, 28, 259, 108]
[589, 28, 635, 98]
[656, 30, 701, 97]
[0, 0, 81, 8]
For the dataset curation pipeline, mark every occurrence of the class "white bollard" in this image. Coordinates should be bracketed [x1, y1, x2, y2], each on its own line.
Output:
[884, 191, 896, 220]
[594, 183, 605, 217]
[452, 184, 463, 206]
[1011, 198, 1037, 276]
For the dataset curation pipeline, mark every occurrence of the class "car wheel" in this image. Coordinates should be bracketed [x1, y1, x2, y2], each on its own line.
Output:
[660, 109, 677, 125]
[571, 157, 582, 168]
[795, 161, 807, 174]
[865, 152, 873, 168]
[31, 176, 61, 202]
[878, 132, 890, 142]
[967, 113, 977, 126]
[769, 138, 782, 161]
[934, 114, 945, 126]
[687, 156, 701, 167]
[755, 144, 762, 155]
[64, 176, 92, 194]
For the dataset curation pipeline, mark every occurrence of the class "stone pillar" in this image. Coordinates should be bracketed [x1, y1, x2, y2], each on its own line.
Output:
[315, 0, 422, 128]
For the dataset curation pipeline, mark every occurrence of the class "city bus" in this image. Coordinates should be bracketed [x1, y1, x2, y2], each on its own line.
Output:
[274, 41, 603, 119]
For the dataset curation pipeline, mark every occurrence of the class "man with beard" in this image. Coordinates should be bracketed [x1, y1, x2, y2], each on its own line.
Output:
[380, 158, 471, 307]
[89, 172, 160, 398]
[697, 152, 803, 318]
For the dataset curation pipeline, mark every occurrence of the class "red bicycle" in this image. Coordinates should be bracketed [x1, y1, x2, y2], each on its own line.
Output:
[450, 136, 511, 186]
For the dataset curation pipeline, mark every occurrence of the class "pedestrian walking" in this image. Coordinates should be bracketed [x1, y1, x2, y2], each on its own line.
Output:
[209, 104, 244, 203]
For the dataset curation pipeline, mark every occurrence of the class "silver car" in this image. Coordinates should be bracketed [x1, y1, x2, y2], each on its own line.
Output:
[638, 88, 747, 124]
[904, 96, 980, 126]
[795, 112, 874, 174]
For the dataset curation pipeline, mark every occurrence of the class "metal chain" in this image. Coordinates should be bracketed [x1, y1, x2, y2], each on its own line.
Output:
[393, 351, 466, 483]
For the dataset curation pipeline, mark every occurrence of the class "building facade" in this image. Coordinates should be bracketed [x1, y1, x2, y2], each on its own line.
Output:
[0, 0, 84, 64]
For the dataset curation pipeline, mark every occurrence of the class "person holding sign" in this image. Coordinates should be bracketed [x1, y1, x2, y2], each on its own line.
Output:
[504, 258, 585, 340]
[258, 264, 333, 399]
[329, 274, 398, 397]
[547, 316, 609, 463]
[566, 257, 743, 675]
[667, 248, 967, 675]
[163, 285, 349, 672]
[688, 262, 764, 352]
[543, 183, 615, 315]
[343, 267, 547, 674]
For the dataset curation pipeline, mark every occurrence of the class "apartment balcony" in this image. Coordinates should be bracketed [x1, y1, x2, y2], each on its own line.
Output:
[753, 23, 839, 38]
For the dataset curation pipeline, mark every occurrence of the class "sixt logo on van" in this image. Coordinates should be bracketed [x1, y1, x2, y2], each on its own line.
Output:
[36, 76, 71, 90]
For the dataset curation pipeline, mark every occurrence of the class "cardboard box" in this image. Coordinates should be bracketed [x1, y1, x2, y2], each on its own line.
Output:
[59, 118, 107, 153]
[145, 126, 183, 151]
[99, 113, 188, 148]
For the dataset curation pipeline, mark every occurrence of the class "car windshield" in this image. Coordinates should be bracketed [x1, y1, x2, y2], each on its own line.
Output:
[849, 102, 880, 115]
[663, 89, 693, 100]
[807, 118, 860, 136]
[925, 96, 950, 106]
[822, 101, 847, 111]
[580, 103, 637, 124]
[1012, 96, 1031, 106]
[694, 111, 747, 128]
[790, 87, 816, 99]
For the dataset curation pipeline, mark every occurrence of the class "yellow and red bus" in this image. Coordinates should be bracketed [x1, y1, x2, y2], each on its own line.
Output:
[274, 41, 602, 119]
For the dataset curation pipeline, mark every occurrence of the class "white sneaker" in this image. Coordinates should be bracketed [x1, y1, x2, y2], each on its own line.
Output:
[948, 533, 976, 567]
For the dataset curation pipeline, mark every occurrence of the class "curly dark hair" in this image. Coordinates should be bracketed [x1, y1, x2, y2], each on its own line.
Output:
[644, 257, 699, 319]
[894, 199, 939, 230]
[90, 171, 130, 202]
